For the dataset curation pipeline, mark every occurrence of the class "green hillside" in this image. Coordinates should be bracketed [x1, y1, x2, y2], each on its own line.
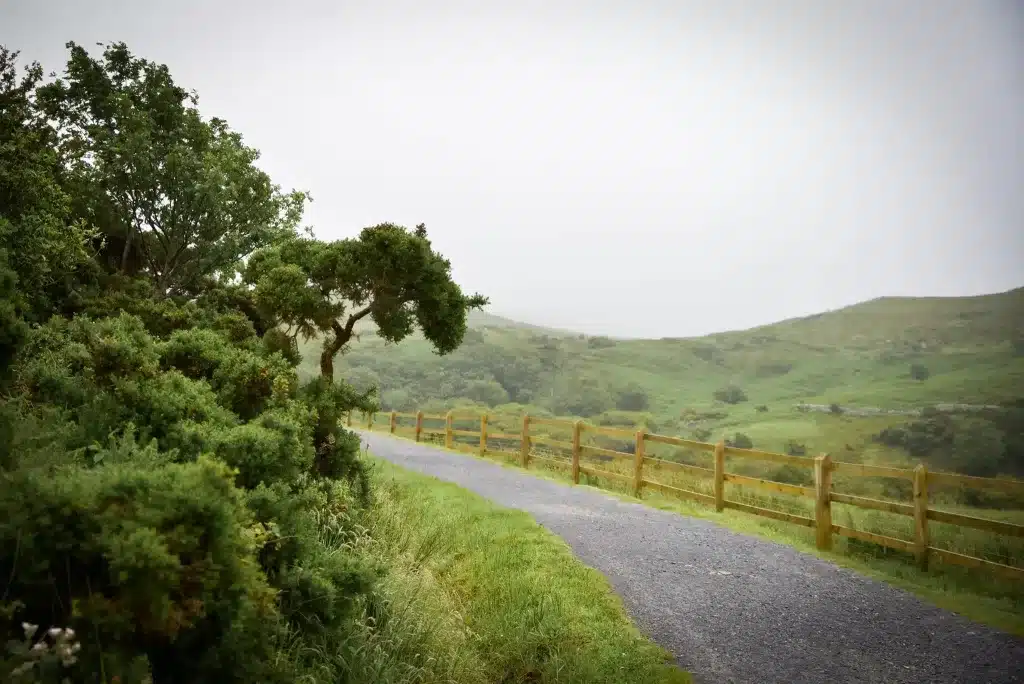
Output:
[299, 287, 1024, 477]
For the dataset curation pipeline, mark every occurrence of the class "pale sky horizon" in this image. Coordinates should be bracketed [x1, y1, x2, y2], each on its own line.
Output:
[4, 0, 1023, 338]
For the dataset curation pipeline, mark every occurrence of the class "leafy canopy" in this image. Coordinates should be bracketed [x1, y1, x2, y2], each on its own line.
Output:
[36, 41, 307, 296]
[246, 222, 488, 380]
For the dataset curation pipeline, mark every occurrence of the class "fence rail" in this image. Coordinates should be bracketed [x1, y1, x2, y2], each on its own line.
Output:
[352, 409, 1024, 581]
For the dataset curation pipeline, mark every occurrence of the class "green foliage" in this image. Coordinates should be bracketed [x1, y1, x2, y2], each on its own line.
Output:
[463, 378, 511, 407]
[713, 385, 748, 404]
[829, 402, 843, 415]
[0, 48, 93, 326]
[0, 38, 487, 684]
[36, 42, 306, 295]
[910, 362, 930, 381]
[616, 383, 650, 411]
[769, 464, 813, 485]
[726, 432, 754, 449]
[0, 456, 279, 683]
[587, 336, 616, 349]
[784, 440, 807, 456]
[246, 226, 488, 382]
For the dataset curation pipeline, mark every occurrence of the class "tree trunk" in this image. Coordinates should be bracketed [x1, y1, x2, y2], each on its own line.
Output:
[318, 307, 373, 384]
[319, 335, 342, 384]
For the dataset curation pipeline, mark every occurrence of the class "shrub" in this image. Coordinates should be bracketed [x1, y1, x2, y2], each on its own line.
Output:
[784, 440, 807, 456]
[463, 379, 511, 407]
[769, 464, 812, 486]
[726, 432, 753, 449]
[829, 403, 843, 415]
[586, 336, 615, 349]
[909, 362, 930, 381]
[713, 385, 747, 404]
[691, 344, 717, 362]
[754, 404, 769, 413]
[692, 427, 712, 442]
[615, 385, 650, 412]
[0, 457, 282, 683]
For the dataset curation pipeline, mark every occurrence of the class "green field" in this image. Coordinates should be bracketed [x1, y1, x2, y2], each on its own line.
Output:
[301, 287, 1024, 480]
[358, 457, 690, 683]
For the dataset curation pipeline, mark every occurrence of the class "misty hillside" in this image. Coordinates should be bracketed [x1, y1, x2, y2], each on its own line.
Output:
[298, 286, 1024, 475]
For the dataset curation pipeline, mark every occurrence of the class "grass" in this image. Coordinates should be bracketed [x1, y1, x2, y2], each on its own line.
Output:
[367, 424, 1024, 638]
[301, 286, 1024, 484]
[348, 455, 691, 684]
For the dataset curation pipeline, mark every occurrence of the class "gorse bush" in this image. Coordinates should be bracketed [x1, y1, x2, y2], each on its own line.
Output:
[0, 41, 486, 683]
[713, 385, 747, 404]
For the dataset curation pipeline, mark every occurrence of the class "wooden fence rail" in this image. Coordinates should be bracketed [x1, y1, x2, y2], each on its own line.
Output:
[351, 409, 1024, 581]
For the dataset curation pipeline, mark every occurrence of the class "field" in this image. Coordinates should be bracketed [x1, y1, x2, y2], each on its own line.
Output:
[301, 287, 1024, 480]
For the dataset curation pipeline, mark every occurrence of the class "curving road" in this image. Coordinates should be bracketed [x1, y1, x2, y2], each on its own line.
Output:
[359, 431, 1024, 684]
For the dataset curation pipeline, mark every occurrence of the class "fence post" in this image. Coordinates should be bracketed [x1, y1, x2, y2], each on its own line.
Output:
[479, 413, 488, 455]
[445, 411, 454, 449]
[913, 464, 929, 570]
[389, 411, 397, 435]
[814, 453, 833, 551]
[571, 420, 582, 484]
[520, 415, 531, 468]
[633, 429, 646, 497]
[415, 411, 423, 442]
[713, 440, 726, 512]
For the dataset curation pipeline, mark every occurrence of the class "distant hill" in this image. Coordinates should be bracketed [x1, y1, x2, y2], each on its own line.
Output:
[467, 309, 580, 336]
[298, 287, 1024, 474]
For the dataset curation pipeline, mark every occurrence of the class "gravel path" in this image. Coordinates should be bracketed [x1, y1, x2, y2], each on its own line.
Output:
[359, 431, 1024, 684]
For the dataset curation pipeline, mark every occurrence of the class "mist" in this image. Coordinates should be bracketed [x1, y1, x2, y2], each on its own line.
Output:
[4, 0, 1023, 337]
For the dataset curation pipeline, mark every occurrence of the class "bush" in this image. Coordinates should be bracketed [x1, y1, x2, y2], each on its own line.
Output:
[829, 402, 843, 415]
[0, 456, 282, 683]
[769, 464, 812, 486]
[463, 378, 511, 407]
[586, 336, 615, 349]
[615, 385, 650, 412]
[909, 362, 930, 381]
[754, 404, 769, 413]
[726, 432, 753, 449]
[692, 427, 712, 442]
[784, 440, 807, 456]
[713, 385, 747, 404]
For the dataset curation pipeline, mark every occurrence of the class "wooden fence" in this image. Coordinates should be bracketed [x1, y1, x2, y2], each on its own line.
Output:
[350, 409, 1024, 581]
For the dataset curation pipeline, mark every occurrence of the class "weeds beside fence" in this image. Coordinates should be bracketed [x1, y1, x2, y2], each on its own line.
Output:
[352, 409, 1024, 583]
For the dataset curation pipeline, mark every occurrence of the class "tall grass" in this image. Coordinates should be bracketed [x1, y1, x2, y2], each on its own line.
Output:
[329, 456, 691, 684]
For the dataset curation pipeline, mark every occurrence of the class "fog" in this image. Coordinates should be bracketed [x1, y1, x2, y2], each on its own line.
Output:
[5, 0, 1023, 337]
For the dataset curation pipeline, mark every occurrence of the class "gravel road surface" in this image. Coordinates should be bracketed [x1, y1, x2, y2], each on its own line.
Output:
[359, 431, 1024, 684]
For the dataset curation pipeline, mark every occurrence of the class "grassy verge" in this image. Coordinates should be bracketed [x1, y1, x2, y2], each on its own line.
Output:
[353, 455, 691, 684]
[367, 427, 1024, 637]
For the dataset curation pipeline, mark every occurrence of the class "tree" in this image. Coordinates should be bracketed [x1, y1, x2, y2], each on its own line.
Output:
[36, 42, 306, 296]
[464, 379, 511, 407]
[0, 48, 93, 327]
[246, 224, 488, 383]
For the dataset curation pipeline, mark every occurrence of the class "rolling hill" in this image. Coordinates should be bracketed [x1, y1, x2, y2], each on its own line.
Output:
[297, 286, 1024, 476]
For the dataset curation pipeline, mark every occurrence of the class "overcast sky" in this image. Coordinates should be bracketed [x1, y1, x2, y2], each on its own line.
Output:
[4, 0, 1023, 337]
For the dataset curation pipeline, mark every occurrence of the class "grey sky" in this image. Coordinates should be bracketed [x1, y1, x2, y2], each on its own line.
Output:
[5, 0, 1023, 337]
